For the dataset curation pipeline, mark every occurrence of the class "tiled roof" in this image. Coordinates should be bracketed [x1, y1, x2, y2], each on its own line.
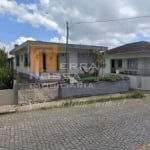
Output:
[107, 41, 150, 54]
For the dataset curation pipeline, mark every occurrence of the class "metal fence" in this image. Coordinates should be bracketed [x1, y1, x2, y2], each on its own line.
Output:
[112, 68, 150, 76]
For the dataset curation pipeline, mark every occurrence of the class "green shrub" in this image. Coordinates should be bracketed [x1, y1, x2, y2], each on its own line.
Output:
[99, 74, 125, 82]
[0, 67, 13, 90]
[79, 76, 98, 83]
[79, 74, 126, 83]
[79, 74, 97, 79]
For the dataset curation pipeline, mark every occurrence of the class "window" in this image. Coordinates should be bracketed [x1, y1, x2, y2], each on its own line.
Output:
[16, 55, 20, 66]
[24, 53, 28, 67]
[61, 53, 66, 57]
[111, 59, 115, 68]
[117, 59, 122, 68]
[21, 55, 24, 62]
[127, 59, 138, 69]
[78, 52, 94, 67]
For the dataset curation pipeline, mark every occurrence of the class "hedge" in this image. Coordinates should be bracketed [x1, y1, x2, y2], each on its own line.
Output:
[79, 74, 127, 83]
[0, 67, 13, 89]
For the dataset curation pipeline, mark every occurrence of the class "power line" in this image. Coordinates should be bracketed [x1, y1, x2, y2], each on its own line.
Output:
[69, 15, 150, 27]
[66, 15, 150, 69]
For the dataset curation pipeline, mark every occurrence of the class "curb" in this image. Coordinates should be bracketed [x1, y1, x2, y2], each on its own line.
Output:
[0, 105, 16, 114]
[0, 93, 148, 115]
[16, 93, 129, 112]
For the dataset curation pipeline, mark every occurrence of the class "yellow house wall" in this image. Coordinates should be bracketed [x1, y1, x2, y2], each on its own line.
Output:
[29, 44, 58, 73]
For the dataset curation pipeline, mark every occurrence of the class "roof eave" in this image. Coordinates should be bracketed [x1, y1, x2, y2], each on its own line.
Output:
[107, 50, 150, 55]
[9, 40, 108, 54]
[9, 41, 29, 55]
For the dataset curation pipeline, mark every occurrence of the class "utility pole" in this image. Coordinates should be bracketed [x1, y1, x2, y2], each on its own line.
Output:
[66, 21, 69, 75]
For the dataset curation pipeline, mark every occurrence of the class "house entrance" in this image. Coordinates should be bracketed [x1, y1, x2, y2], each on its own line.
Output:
[42, 52, 46, 72]
[111, 59, 122, 73]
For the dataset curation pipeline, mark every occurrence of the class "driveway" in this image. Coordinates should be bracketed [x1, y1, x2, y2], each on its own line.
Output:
[0, 99, 150, 150]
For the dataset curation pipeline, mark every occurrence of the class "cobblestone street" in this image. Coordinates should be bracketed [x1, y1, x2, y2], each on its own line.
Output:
[0, 99, 150, 150]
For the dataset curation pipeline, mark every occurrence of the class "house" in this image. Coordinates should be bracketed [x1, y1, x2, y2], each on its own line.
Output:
[10, 41, 107, 82]
[103, 41, 150, 75]
[103, 41, 150, 90]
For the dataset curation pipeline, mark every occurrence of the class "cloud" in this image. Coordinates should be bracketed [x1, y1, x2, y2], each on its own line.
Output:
[0, 36, 36, 53]
[119, 6, 137, 17]
[49, 36, 66, 43]
[12, 36, 36, 45]
[40, 0, 51, 6]
[1, 0, 150, 48]
[0, 0, 58, 31]
[45, 0, 150, 47]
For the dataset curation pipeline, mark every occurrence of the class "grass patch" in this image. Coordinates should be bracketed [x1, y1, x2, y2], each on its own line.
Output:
[40, 107, 49, 110]
[39, 91, 145, 110]
[127, 91, 145, 99]
[61, 95, 131, 108]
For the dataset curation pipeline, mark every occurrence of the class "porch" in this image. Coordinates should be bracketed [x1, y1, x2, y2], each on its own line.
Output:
[111, 58, 150, 76]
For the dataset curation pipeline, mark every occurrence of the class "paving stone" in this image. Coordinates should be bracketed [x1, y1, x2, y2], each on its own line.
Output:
[0, 99, 150, 149]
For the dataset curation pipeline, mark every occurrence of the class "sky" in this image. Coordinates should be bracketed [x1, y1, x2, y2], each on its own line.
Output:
[1, 0, 150, 51]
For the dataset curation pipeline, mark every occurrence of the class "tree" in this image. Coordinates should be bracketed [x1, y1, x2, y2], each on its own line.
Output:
[0, 47, 13, 89]
[93, 49, 105, 78]
[0, 47, 8, 67]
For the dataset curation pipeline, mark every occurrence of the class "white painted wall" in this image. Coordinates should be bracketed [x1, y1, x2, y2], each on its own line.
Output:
[138, 58, 150, 74]
[58, 49, 78, 74]
[103, 57, 111, 74]
[69, 50, 78, 74]
[15, 49, 29, 74]
[128, 75, 140, 89]
[141, 76, 150, 90]
[104, 52, 150, 75]
[59, 49, 94, 74]
[128, 75, 150, 90]
[69, 50, 77, 64]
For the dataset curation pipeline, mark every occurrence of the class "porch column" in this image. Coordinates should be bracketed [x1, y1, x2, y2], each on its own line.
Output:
[123, 59, 125, 73]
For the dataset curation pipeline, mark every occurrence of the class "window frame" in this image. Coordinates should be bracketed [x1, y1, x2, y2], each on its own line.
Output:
[16, 55, 20, 67]
[24, 53, 28, 67]
[127, 58, 138, 69]
[117, 59, 122, 68]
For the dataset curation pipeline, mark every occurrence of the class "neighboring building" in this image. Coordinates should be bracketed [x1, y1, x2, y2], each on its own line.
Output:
[7, 57, 14, 69]
[103, 41, 150, 76]
[10, 41, 107, 82]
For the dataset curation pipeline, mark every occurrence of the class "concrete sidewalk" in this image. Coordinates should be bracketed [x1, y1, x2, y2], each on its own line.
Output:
[0, 93, 148, 114]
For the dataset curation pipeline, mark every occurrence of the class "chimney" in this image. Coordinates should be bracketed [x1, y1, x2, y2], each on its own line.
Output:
[14, 44, 19, 48]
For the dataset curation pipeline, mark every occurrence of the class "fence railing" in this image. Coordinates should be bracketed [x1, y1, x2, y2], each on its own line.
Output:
[112, 68, 150, 76]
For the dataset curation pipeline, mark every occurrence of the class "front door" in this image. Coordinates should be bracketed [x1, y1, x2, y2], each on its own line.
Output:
[39, 52, 47, 72]
[111, 59, 115, 73]
[42, 52, 46, 72]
